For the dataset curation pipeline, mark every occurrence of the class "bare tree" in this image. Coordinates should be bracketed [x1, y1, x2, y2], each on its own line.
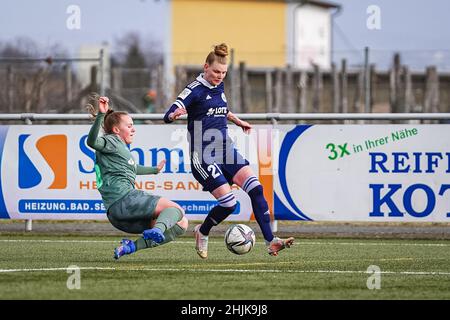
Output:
[110, 32, 164, 112]
[0, 37, 59, 113]
[112, 31, 163, 68]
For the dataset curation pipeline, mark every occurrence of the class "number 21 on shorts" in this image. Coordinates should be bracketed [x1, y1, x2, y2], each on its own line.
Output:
[207, 163, 222, 179]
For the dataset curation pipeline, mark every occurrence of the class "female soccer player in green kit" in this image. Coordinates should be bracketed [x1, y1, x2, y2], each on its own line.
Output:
[87, 96, 188, 259]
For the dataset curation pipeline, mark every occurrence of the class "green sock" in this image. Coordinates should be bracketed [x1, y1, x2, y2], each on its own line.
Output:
[154, 207, 183, 233]
[134, 224, 186, 251]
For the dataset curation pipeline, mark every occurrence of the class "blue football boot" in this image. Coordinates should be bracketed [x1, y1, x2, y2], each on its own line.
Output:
[142, 227, 165, 244]
[114, 239, 136, 260]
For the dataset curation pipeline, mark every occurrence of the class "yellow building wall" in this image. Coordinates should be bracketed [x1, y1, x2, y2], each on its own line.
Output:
[171, 0, 286, 67]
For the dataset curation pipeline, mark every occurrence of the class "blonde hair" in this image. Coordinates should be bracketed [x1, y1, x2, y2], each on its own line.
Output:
[205, 43, 229, 65]
[86, 93, 129, 134]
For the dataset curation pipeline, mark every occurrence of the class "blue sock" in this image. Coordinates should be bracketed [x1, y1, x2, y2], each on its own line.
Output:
[200, 192, 237, 235]
[244, 177, 274, 242]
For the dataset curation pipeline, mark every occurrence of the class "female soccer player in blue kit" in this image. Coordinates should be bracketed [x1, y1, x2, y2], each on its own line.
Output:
[164, 43, 294, 259]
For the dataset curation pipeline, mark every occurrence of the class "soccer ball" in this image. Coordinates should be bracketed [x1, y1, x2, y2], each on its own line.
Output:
[224, 224, 256, 255]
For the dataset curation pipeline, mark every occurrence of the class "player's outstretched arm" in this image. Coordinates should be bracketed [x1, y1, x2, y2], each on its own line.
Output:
[227, 111, 252, 134]
[87, 96, 109, 151]
[136, 159, 166, 175]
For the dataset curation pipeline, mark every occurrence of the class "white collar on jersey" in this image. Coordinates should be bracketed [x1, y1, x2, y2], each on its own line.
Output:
[196, 73, 218, 89]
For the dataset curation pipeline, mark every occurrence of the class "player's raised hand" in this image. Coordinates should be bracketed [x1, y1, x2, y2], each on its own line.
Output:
[98, 96, 109, 113]
[157, 159, 166, 173]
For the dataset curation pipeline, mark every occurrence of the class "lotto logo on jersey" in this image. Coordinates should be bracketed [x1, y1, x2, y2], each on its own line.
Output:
[18, 134, 67, 189]
[206, 107, 227, 117]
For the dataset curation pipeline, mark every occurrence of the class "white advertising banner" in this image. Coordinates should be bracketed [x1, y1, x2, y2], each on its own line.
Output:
[0, 125, 261, 221]
[1, 124, 449, 222]
[273, 125, 450, 222]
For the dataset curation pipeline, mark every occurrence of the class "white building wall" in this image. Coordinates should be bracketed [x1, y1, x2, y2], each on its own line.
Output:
[291, 4, 332, 70]
[77, 43, 110, 90]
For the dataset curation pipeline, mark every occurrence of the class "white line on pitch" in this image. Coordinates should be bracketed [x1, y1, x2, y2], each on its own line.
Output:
[0, 267, 116, 273]
[0, 239, 449, 247]
[297, 241, 450, 247]
[0, 239, 114, 243]
[1, 266, 450, 276]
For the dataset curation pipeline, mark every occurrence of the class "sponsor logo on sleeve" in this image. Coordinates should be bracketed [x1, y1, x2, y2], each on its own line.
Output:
[178, 88, 192, 100]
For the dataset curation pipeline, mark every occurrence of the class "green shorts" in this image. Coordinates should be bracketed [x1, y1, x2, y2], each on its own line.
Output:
[107, 189, 161, 234]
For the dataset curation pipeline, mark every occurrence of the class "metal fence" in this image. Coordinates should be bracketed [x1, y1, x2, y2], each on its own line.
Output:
[1, 112, 450, 123]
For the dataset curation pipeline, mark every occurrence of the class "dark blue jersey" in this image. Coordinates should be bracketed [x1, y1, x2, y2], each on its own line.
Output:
[164, 74, 231, 153]
[164, 74, 250, 191]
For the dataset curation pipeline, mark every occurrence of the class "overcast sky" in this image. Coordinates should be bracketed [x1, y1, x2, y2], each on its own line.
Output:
[1, 0, 449, 70]
[333, 0, 450, 70]
[0, 0, 168, 54]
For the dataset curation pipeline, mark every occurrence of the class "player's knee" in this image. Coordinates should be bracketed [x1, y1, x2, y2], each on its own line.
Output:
[168, 205, 185, 222]
[245, 179, 269, 216]
[242, 175, 262, 194]
[218, 192, 237, 215]
[177, 216, 189, 231]
[223, 203, 237, 215]
[177, 206, 186, 219]
[252, 184, 264, 196]
[177, 207, 187, 227]
[248, 183, 268, 210]
[171, 202, 185, 216]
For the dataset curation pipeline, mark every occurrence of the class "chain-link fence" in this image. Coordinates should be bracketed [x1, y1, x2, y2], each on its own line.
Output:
[0, 53, 105, 117]
[1, 48, 449, 121]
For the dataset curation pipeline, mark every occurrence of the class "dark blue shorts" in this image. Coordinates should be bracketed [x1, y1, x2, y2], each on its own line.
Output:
[190, 147, 250, 192]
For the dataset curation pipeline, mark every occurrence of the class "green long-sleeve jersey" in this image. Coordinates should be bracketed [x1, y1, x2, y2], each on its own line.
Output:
[87, 113, 159, 209]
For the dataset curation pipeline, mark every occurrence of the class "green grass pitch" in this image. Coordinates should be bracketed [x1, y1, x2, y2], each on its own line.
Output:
[1, 233, 450, 300]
